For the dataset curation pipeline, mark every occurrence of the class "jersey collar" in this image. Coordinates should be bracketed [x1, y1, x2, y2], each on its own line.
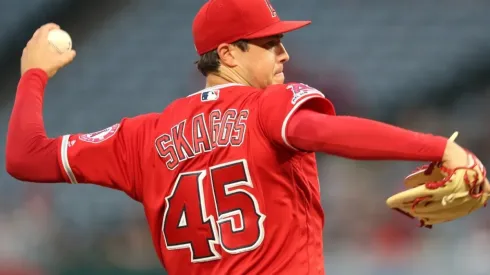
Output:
[188, 83, 245, 97]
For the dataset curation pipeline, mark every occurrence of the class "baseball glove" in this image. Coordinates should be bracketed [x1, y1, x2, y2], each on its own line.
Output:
[386, 132, 490, 228]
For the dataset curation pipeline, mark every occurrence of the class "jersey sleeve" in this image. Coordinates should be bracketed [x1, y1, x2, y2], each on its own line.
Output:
[57, 113, 157, 201]
[258, 83, 336, 151]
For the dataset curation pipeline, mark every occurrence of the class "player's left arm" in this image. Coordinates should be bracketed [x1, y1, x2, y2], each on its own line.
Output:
[287, 108, 447, 161]
[283, 86, 449, 162]
[259, 82, 449, 162]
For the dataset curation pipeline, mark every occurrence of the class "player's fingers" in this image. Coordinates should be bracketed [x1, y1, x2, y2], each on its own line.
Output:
[36, 23, 60, 40]
[32, 28, 41, 39]
[61, 50, 76, 64]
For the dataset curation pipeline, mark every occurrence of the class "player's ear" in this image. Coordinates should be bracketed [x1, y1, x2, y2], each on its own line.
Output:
[216, 43, 239, 68]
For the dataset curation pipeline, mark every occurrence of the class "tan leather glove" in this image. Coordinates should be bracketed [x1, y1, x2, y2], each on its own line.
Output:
[386, 132, 490, 228]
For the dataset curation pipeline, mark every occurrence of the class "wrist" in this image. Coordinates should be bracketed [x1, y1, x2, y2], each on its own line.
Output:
[22, 68, 49, 79]
[20, 68, 49, 88]
[443, 140, 468, 166]
[18, 68, 49, 95]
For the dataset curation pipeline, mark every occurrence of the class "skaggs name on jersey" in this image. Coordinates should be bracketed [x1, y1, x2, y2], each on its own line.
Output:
[155, 109, 249, 170]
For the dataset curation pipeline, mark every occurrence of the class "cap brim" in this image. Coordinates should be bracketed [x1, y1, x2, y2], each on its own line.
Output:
[243, 20, 311, 40]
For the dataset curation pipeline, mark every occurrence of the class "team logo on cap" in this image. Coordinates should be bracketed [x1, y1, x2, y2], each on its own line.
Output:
[264, 0, 277, 17]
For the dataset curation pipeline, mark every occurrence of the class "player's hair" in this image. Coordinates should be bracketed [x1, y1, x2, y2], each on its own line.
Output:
[196, 40, 249, 76]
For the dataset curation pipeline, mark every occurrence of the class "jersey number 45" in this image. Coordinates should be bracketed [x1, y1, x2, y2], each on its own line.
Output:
[162, 159, 266, 263]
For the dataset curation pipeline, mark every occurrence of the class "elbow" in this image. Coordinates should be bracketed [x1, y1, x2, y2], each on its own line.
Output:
[5, 136, 62, 183]
[5, 133, 47, 181]
[5, 149, 29, 181]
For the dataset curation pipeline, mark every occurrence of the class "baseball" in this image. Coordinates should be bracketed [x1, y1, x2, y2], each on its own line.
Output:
[47, 29, 72, 53]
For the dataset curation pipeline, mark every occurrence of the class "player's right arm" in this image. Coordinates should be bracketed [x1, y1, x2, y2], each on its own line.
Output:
[6, 23, 155, 201]
[7, 67, 157, 200]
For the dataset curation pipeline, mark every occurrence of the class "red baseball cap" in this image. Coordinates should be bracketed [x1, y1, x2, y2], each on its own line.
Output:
[192, 0, 311, 55]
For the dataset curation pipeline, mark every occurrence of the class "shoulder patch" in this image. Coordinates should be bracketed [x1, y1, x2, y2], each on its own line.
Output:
[286, 83, 323, 104]
[79, 124, 120, 143]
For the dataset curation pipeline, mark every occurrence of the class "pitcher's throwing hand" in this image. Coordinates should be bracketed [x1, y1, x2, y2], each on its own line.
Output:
[21, 23, 76, 78]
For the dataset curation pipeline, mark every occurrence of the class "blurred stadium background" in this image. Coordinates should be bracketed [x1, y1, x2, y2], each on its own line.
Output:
[1, 0, 490, 274]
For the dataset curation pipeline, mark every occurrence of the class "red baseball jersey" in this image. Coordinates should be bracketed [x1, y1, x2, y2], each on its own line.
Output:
[56, 82, 335, 275]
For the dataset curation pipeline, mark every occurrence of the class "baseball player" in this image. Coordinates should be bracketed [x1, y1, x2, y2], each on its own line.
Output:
[6, 0, 489, 274]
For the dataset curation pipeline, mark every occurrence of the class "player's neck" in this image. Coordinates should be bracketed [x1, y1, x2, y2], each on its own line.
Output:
[205, 71, 253, 88]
